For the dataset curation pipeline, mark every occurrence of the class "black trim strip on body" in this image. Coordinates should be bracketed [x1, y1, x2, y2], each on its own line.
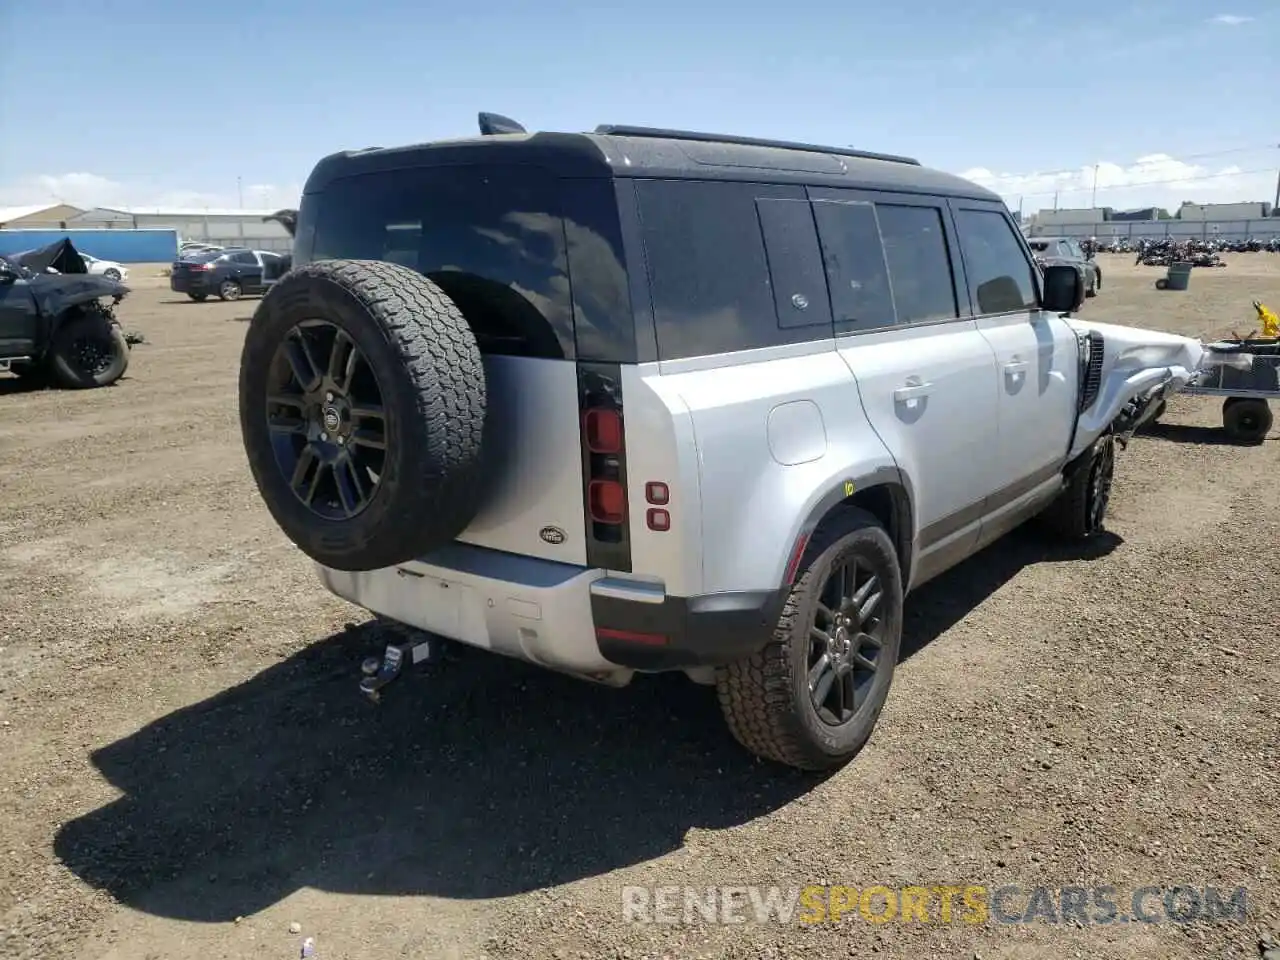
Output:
[917, 459, 1065, 551]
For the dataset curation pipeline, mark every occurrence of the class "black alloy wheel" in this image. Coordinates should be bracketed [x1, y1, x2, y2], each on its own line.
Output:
[807, 556, 887, 726]
[1086, 435, 1115, 533]
[265, 320, 388, 520]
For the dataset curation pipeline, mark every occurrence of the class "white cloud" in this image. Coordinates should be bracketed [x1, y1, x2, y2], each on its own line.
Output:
[958, 154, 1278, 214]
[1208, 13, 1252, 25]
[0, 173, 302, 212]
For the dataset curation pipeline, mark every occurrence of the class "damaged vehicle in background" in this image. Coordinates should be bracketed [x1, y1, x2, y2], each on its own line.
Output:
[0, 239, 132, 388]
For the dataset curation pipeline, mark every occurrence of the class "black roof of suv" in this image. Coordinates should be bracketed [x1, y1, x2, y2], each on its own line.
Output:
[290, 114, 1012, 369]
[301, 119, 1001, 202]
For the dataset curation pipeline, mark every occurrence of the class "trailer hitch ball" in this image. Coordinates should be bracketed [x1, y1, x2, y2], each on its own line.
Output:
[358, 637, 434, 703]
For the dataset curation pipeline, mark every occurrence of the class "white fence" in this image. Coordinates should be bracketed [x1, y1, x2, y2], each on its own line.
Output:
[1026, 218, 1280, 241]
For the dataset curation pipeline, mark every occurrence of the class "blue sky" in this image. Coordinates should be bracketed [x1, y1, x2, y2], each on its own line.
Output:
[1, 0, 1277, 213]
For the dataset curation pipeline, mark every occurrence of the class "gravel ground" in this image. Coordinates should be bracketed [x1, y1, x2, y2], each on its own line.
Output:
[0, 255, 1277, 960]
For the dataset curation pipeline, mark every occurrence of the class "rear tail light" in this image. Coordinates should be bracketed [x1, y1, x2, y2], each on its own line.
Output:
[588, 480, 626, 524]
[584, 408, 623, 453]
[577, 365, 631, 571]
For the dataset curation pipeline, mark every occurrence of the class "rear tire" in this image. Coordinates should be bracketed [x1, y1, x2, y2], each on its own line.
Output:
[1222, 398, 1272, 444]
[188, 292, 207, 303]
[48, 310, 130, 389]
[1039, 434, 1115, 540]
[218, 279, 242, 301]
[716, 506, 903, 771]
[238, 258, 487, 572]
[103, 268, 122, 281]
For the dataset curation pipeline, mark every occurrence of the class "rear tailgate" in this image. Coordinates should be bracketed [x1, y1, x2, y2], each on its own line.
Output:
[453, 355, 590, 566]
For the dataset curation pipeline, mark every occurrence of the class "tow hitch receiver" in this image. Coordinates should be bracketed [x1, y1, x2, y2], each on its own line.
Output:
[359, 635, 435, 703]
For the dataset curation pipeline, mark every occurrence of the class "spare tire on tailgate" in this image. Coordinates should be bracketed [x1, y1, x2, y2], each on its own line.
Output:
[238, 259, 486, 571]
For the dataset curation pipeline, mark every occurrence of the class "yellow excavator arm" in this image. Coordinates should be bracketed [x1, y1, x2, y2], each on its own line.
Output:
[1255, 300, 1279, 338]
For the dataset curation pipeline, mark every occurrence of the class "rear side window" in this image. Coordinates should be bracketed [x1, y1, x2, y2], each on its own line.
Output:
[811, 199, 896, 332]
[954, 209, 1039, 315]
[874, 205, 959, 324]
[232, 251, 258, 265]
[636, 180, 833, 361]
[308, 164, 574, 359]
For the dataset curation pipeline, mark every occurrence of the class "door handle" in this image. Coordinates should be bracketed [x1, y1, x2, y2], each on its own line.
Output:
[893, 381, 933, 402]
[1004, 359, 1029, 375]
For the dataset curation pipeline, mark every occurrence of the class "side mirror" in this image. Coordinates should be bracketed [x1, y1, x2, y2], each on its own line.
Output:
[1042, 264, 1085, 314]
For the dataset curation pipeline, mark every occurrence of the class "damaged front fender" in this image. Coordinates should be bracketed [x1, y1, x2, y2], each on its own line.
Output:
[1065, 319, 1205, 457]
[29, 273, 129, 319]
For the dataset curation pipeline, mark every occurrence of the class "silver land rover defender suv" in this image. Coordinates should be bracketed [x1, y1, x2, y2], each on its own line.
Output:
[238, 114, 1205, 771]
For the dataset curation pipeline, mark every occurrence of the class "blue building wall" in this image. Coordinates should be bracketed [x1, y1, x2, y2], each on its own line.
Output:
[0, 229, 178, 263]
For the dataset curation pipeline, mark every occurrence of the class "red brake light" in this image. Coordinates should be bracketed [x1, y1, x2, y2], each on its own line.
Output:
[588, 480, 626, 524]
[584, 408, 623, 453]
[646, 508, 670, 532]
[645, 482, 669, 505]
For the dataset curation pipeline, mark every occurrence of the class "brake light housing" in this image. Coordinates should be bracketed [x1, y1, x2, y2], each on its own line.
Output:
[577, 363, 631, 571]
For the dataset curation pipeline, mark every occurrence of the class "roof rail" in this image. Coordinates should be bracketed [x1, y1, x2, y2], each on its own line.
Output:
[592, 125, 921, 166]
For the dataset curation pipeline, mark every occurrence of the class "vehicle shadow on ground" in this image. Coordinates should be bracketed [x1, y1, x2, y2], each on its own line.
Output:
[0, 377, 46, 396]
[901, 525, 1120, 658]
[1140, 422, 1265, 446]
[53, 525, 1120, 923]
[0, 376, 133, 396]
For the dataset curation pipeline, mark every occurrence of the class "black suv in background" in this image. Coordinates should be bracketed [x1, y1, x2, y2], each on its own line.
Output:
[169, 247, 291, 302]
[1026, 236, 1102, 297]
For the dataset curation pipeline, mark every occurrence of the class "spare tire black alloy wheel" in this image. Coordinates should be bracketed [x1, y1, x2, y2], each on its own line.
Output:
[267, 321, 386, 519]
[808, 557, 886, 726]
[239, 259, 486, 572]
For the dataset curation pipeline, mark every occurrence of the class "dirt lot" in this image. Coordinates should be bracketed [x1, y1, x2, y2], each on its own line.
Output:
[1, 255, 1277, 960]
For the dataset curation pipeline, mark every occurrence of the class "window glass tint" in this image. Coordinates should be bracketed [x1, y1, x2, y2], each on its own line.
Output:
[812, 199, 896, 332]
[232, 251, 258, 264]
[756, 198, 833, 331]
[310, 165, 573, 359]
[874, 204, 958, 324]
[637, 179, 792, 360]
[955, 209, 1039, 315]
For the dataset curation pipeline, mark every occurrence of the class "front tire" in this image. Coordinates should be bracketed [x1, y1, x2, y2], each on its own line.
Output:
[48, 310, 130, 389]
[716, 506, 903, 771]
[1039, 434, 1115, 540]
[103, 268, 122, 281]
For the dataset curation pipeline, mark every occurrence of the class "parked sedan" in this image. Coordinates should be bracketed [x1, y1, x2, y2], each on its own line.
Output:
[169, 248, 291, 302]
[78, 253, 129, 283]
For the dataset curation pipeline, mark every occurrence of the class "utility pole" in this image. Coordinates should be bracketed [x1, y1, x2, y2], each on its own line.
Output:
[1017, 195, 1024, 222]
[1273, 143, 1279, 212]
[1091, 163, 1100, 209]
[237, 176, 244, 209]
[1053, 190, 1059, 211]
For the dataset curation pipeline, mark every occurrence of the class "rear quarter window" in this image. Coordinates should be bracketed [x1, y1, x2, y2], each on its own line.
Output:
[307, 164, 574, 359]
[635, 179, 835, 361]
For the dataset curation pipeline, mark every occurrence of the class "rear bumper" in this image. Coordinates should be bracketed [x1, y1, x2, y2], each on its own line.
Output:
[170, 276, 211, 294]
[315, 543, 784, 680]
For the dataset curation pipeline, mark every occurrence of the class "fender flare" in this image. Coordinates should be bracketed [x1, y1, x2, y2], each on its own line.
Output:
[777, 464, 916, 589]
